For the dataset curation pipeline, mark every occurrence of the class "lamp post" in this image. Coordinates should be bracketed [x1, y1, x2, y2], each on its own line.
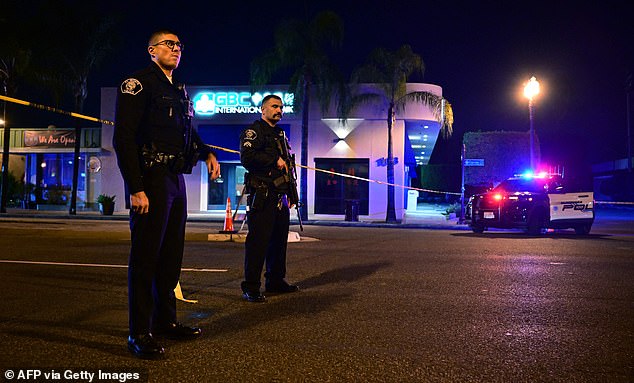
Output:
[524, 76, 540, 170]
[1, 80, 9, 213]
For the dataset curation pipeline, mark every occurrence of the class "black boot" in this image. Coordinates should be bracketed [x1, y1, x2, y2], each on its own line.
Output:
[127, 334, 165, 359]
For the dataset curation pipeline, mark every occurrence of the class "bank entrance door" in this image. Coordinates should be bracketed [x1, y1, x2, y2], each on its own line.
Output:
[207, 162, 246, 210]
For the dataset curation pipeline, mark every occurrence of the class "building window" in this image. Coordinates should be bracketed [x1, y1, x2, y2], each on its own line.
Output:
[25, 153, 86, 205]
[314, 158, 369, 215]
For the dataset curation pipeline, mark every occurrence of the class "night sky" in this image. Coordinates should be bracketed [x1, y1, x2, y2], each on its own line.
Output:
[9, 1, 634, 178]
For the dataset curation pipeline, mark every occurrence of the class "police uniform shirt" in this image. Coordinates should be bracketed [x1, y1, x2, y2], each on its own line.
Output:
[240, 119, 287, 191]
[113, 61, 209, 194]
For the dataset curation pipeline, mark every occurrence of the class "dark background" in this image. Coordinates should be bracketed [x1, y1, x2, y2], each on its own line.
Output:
[5, 0, 634, 179]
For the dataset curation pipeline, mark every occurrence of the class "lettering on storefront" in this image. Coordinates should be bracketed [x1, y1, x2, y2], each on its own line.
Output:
[375, 157, 399, 167]
[192, 91, 294, 117]
[24, 130, 76, 148]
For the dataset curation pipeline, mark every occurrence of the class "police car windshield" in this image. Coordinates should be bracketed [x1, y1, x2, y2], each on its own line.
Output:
[493, 178, 548, 193]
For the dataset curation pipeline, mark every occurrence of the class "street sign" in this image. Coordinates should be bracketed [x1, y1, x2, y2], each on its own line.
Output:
[464, 158, 485, 167]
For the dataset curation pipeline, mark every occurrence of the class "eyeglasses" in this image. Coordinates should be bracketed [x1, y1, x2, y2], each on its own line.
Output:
[151, 39, 184, 52]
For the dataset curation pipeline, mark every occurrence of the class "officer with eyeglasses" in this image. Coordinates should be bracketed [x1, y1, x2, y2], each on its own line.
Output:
[114, 29, 220, 359]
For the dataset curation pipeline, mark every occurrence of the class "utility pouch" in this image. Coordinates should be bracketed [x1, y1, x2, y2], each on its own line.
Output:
[141, 145, 155, 169]
[273, 175, 289, 189]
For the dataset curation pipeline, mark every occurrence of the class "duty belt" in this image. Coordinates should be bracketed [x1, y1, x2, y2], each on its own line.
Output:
[152, 152, 177, 164]
[142, 149, 184, 171]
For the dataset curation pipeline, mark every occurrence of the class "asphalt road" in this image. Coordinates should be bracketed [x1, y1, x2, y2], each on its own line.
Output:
[0, 210, 633, 382]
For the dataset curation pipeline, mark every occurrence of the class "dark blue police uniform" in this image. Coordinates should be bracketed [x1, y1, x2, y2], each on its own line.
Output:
[113, 62, 210, 337]
[239, 119, 298, 302]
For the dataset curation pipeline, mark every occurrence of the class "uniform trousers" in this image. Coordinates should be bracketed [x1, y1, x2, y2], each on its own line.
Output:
[242, 193, 290, 292]
[128, 165, 187, 335]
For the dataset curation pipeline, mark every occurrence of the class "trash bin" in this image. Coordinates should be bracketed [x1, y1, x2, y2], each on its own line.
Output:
[344, 199, 360, 222]
[407, 190, 419, 212]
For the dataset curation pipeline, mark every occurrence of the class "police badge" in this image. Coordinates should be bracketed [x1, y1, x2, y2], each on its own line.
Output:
[244, 129, 257, 140]
[121, 78, 143, 95]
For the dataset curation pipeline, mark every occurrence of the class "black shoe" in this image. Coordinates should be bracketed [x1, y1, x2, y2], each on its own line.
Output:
[128, 334, 165, 360]
[153, 322, 202, 340]
[265, 281, 299, 294]
[242, 290, 266, 302]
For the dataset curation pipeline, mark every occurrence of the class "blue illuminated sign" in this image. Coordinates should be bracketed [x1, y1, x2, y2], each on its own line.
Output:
[375, 157, 399, 167]
[192, 91, 294, 117]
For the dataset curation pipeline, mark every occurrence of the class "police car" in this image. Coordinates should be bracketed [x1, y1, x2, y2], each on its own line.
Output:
[465, 172, 594, 235]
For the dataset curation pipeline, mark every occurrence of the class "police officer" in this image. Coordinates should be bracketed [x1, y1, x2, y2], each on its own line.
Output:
[240, 94, 299, 302]
[113, 29, 220, 359]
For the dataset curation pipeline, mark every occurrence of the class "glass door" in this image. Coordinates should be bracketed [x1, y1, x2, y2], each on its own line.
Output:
[207, 162, 246, 210]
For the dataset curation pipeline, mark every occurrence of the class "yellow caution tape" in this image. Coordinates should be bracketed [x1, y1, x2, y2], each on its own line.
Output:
[204, 144, 462, 196]
[0, 94, 474, 197]
[0, 94, 114, 125]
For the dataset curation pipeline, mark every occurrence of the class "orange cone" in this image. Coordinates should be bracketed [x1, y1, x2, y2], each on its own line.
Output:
[220, 197, 237, 234]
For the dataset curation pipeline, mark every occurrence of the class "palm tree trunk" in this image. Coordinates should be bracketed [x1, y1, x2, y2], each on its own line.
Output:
[299, 78, 309, 221]
[386, 102, 397, 223]
[69, 92, 84, 215]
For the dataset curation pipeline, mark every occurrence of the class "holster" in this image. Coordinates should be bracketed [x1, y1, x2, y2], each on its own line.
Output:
[245, 172, 270, 211]
[180, 137, 203, 174]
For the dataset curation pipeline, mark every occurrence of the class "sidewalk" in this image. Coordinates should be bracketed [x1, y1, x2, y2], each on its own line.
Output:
[0, 203, 465, 229]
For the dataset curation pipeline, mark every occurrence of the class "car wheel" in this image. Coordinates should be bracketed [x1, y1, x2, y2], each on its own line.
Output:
[574, 224, 591, 235]
[527, 210, 545, 235]
[471, 223, 485, 233]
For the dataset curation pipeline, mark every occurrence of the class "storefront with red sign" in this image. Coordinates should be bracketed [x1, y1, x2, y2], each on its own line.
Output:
[0, 127, 101, 209]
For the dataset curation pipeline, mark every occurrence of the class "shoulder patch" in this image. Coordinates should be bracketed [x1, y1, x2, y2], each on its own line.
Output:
[244, 129, 257, 140]
[120, 78, 143, 95]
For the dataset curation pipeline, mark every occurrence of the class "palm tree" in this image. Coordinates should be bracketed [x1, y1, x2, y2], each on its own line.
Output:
[250, 10, 345, 221]
[32, 0, 118, 214]
[0, 1, 33, 213]
[344, 45, 454, 223]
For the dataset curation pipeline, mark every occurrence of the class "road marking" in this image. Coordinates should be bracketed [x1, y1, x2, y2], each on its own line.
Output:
[0, 259, 227, 272]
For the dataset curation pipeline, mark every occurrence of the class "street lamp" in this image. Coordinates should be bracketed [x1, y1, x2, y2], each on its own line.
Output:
[1, 97, 8, 213]
[524, 76, 540, 170]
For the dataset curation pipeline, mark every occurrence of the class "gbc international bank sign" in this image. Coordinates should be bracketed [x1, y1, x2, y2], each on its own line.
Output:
[192, 90, 294, 117]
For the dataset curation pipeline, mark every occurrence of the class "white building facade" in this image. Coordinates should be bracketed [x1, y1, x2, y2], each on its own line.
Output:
[98, 83, 445, 221]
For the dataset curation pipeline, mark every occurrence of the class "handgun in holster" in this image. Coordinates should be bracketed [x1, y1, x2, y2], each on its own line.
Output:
[244, 172, 268, 211]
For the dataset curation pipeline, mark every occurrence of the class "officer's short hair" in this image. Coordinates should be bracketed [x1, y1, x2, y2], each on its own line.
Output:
[148, 29, 179, 46]
[262, 94, 282, 107]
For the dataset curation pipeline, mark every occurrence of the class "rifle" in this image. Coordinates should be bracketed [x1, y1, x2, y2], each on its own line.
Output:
[179, 84, 199, 174]
[276, 131, 303, 231]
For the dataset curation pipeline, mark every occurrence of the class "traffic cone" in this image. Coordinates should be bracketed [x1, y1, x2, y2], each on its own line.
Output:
[220, 197, 237, 234]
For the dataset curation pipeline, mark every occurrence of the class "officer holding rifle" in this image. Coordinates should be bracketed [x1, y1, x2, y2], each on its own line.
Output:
[239, 94, 299, 302]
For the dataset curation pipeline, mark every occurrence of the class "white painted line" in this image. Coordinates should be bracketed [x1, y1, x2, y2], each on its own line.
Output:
[0, 259, 227, 272]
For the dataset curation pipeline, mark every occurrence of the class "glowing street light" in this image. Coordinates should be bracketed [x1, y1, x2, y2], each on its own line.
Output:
[524, 76, 540, 170]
